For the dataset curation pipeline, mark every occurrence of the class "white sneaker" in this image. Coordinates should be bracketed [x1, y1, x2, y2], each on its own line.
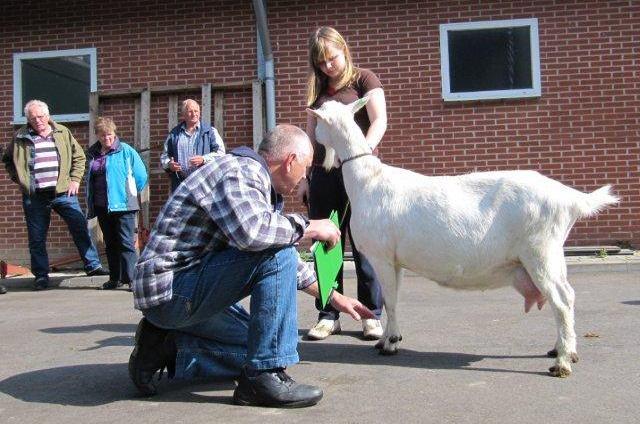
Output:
[362, 319, 383, 340]
[307, 319, 341, 340]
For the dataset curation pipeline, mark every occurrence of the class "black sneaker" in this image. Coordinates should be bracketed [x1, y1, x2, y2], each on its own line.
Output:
[98, 280, 122, 290]
[233, 367, 323, 408]
[87, 267, 109, 277]
[33, 277, 49, 291]
[128, 318, 176, 396]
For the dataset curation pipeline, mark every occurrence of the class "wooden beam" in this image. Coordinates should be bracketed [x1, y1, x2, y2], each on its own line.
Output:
[134, 97, 141, 147]
[168, 95, 179, 130]
[139, 89, 151, 232]
[97, 81, 254, 99]
[201, 83, 212, 126]
[88, 91, 99, 146]
[133, 96, 142, 241]
[214, 91, 224, 138]
[87, 91, 102, 245]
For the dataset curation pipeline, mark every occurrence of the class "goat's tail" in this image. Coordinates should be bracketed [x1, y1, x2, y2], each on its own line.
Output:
[574, 185, 619, 218]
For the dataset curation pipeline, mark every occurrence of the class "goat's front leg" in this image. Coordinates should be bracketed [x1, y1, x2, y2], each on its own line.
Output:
[371, 262, 403, 355]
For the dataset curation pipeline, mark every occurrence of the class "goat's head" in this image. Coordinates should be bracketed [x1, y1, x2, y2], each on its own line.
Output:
[306, 97, 369, 171]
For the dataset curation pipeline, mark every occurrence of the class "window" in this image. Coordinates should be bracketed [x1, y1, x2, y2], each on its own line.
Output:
[13, 48, 97, 123]
[439, 19, 541, 102]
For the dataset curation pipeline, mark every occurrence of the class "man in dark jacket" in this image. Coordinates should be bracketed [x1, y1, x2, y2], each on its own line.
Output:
[160, 99, 225, 192]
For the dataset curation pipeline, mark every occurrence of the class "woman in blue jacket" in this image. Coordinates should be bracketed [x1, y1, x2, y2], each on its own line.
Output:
[86, 117, 148, 290]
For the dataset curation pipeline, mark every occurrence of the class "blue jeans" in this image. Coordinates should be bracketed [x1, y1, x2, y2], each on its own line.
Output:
[95, 208, 137, 283]
[143, 246, 299, 380]
[22, 191, 102, 279]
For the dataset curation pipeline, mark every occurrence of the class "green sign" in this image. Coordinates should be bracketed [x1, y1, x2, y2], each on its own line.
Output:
[311, 210, 343, 308]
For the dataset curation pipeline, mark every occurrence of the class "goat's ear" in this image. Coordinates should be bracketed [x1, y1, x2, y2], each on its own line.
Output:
[349, 96, 369, 114]
[306, 108, 325, 122]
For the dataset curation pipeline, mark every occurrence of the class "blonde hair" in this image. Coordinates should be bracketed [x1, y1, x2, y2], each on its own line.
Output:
[306, 26, 358, 107]
[95, 117, 117, 135]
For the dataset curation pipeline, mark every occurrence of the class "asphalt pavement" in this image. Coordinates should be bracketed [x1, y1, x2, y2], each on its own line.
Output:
[0, 255, 638, 423]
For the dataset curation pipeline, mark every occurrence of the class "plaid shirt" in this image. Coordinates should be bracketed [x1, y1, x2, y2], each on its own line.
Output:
[133, 152, 315, 310]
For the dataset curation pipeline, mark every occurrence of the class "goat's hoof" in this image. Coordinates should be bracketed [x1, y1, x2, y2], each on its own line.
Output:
[547, 349, 578, 363]
[379, 347, 399, 356]
[548, 365, 571, 378]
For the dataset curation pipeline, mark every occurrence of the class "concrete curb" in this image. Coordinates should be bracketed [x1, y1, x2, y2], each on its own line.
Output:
[1, 253, 638, 290]
[0, 274, 110, 290]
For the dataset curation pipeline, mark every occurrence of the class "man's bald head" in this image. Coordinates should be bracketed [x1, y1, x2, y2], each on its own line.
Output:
[258, 124, 312, 162]
[259, 124, 313, 195]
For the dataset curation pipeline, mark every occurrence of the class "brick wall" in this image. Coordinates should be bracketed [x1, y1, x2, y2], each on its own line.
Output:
[0, 0, 637, 267]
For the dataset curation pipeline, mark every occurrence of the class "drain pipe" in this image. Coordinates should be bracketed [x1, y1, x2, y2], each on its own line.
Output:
[253, 0, 276, 131]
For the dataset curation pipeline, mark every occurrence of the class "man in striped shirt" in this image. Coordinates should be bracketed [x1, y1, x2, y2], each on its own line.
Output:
[2, 100, 107, 291]
[129, 124, 374, 408]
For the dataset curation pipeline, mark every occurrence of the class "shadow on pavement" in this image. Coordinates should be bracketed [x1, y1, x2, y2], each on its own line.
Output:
[79, 336, 133, 351]
[0, 363, 236, 406]
[298, 341, 549, 376]
[39, 323, 137, 351]
[40, 323, 137, 334]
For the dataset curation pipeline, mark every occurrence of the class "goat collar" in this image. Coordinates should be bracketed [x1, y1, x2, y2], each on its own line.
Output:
[340, 152, 372, 166]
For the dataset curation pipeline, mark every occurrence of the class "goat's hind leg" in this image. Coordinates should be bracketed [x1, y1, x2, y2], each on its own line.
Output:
[545, 274, 579, 366]
[521, 249, 578, 377]
[370, 261, 403, 355]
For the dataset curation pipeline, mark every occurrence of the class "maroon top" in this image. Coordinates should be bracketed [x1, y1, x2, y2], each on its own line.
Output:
[311, 68, 382, 165]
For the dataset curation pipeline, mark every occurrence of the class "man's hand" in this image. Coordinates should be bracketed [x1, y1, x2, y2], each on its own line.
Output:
[330, 291, 376, 321]
[67, 181, 80, 196]
[304, 219, 340, 249]
[302, 282, 375, 321]
[296, 177, 309, 206]
[189, 156, 205, 167]
[168, 158, 182, 172]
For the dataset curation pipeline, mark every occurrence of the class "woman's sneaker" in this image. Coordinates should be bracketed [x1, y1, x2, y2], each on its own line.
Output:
[307, 319, 340, 340]
[362, 319, 383, 340]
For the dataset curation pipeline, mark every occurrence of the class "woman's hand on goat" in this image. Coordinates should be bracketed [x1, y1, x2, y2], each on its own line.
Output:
[304, 219, 341, 249]
[330, 291, 376, 321]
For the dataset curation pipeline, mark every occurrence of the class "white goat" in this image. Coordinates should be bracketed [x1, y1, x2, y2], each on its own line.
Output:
[307, 98, 619, 377]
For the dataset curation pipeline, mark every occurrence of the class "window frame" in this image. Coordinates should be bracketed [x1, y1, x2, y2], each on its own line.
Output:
[13, 48, 97, 124]
[439, 18, 541, 102]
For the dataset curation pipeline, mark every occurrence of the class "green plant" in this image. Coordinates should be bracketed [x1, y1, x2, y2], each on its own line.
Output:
[298, 249, 313, 262]
[596, 248, 608, 258]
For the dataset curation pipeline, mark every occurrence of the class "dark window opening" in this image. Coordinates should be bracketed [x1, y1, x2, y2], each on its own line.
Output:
[448, 26, 533, 93]
[21, 55, 91, 116]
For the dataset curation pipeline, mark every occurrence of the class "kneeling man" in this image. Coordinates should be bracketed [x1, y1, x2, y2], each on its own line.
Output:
[130, 124, 373, 408]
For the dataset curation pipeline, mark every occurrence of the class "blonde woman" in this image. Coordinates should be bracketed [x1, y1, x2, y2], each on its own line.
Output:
[299, 26, 387, 340]
[86, 117, 148, 290]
